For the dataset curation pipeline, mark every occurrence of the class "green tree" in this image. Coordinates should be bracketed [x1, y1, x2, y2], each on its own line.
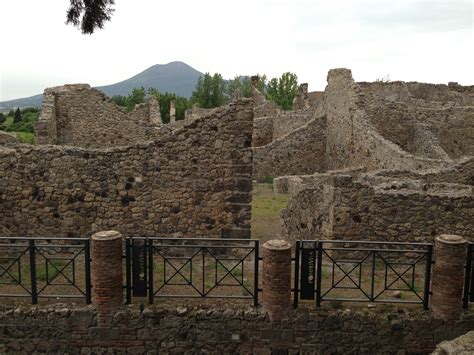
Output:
[266, 72, 299, 110]
[125, 87, 146, 111]
[191, 73, 228, 108]
[8, 109, 40, 133]
[110, 94, 127, 107]
[66, 0, 115, 34]
[147, 88, 190, 123]
[227, 76, 253, 98]
[110, 89, 144, 112]
[253, 74, 268, 95]
[14, 108, 22, 123]
[0, 113, 5, 124]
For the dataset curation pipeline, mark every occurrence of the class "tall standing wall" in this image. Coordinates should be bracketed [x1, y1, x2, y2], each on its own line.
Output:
[0, 99, 254, 239]
[34, 84, 163, 148]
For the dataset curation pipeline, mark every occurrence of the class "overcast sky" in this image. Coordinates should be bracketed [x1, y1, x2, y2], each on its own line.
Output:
[0, 0, 472, 101]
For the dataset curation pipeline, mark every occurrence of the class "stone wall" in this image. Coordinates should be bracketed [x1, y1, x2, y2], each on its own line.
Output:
[360, 84, 474, 160]
[368, 156, 474, 187]
[253, 114, 327, 181]
[0, 99, 253, 239]
[252, 86, 281, 119]
[0, 131, 19, 145]
[281, 169, 473, 243]
[253, 70, 470, 183]
[252, 116, 273, 147]
[324, 69, 451, 172]
[184, 104, 213, 120]
[272, 111, 315, 141]
[34, 84, 164, 148]
[433, 331, 474, 354]
[1, 304, 473, 353]
[308, 90, 324, 107]
[359, 81, 474, 106]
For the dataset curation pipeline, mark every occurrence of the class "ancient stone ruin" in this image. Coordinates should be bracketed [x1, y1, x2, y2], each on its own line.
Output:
[0, 69, 473, 354]
[0, 97, 253, 239]
[34, 84, 164, 148]
[1, 68, 472, 246]
[250, 68, 473, 245]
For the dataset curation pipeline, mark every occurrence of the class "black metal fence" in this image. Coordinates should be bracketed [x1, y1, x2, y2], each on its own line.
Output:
[1, 236, 471, 310]
[0, 237, 91, 304]
[463, 242, 474, 309]
[294, 240, 433, 309]
[124, 237, 260, 306]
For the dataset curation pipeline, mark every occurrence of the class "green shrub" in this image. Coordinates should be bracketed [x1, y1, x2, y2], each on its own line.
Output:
[15, 132, 35, 144]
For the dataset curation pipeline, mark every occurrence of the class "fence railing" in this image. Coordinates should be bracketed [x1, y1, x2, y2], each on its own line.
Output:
[1, 236, 471, 311]
[463, 243, 474, 309]
[294, 240, 433, 309]
[124, 237, 259, 306]
[0, 237, 91, 304]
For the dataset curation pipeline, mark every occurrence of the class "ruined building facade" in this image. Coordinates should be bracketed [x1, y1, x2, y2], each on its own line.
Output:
[0, 68, 472, 244]
[250, 69, 473, 244]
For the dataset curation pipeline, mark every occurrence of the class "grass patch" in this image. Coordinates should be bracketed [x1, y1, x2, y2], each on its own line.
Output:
[251, 183, 288, 242]
[15, 132, 35, 144]
[36, 260, 67, 282]
[154, 262, 165, 274]
[252, 192, 288, 218]
[206, 261, 243, 277]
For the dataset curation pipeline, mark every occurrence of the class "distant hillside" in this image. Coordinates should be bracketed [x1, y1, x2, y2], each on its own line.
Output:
[0, 61, 204, 111]
[0, 94, 43, 111]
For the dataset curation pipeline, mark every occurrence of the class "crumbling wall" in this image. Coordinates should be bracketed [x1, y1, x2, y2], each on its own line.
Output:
[433, 331, 474, 355]
[184, 104, 213, 120]
[368, 157, 474, 187]
[308, 91, 324, 107]
[35, 89, 58, 145]
[35, 84, 163, 148]
[360, 84, 474, 160]
[272, 111, 315, 141]
[253, 114, 327, 181]
[0, 99, 253, 239]
[325, 69, 450, 172]
[292, 83, 310, 110]
[281, 170, 473, 243]
[0, 131, 19, 145]
[277, 70, 473, 245]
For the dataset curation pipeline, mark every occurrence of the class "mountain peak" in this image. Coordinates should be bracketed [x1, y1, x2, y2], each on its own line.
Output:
[0, 62, 204, 110]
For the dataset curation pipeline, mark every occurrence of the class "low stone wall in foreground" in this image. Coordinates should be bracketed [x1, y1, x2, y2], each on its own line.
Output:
[1, 305, 473, 354]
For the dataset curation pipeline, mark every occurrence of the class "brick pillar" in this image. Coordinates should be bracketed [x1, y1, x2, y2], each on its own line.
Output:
[262, 239, 292, 322]
[431, 234, 468, 320]
[91, 230, 123, 326]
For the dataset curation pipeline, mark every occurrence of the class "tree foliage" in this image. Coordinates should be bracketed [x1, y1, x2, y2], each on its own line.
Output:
[111, 87, 146, 112]
[110, 88, 190, 124]
[266, 72, 299, 110]
[148, 89, 190, 123]
[14, 108, 22, 123]
[66, 0, 115, 34]
[191, 73, 228, 109]
[1, 108, 40, 134]
[0, 113, 5, 125]
[227, 76, 253, 98]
